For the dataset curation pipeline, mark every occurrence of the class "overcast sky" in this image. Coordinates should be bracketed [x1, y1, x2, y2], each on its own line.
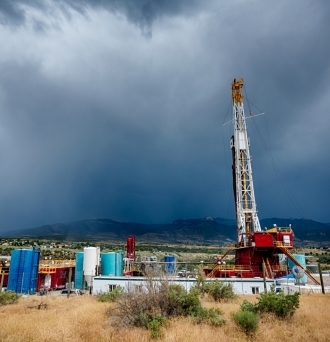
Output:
[0, 0, 329, 232]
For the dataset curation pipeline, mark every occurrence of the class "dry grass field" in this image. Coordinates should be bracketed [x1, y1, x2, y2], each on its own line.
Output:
[0, 293, 330, 342]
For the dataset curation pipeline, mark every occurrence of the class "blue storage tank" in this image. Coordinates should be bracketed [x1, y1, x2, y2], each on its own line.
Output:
[74, 252, 84, 290]
[101, 252, 116, 276]
[7, 248, 40, 294]
[164, 255, 176, 274]
[115, 251, 123, 276]
[288, 254, 307, 284]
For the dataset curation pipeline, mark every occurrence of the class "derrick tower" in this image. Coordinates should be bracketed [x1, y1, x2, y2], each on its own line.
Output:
[230, 78, 261, 246]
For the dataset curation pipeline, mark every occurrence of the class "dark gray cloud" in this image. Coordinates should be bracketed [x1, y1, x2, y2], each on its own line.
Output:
[0, 0, 26, 25]
[0, 0, 200, 36]
[0, 0, 329, 233]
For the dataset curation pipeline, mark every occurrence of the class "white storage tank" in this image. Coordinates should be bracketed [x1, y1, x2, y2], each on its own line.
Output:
[83, 247, 100, 287]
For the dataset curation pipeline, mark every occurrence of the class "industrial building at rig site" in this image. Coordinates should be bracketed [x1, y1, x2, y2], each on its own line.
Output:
[0, 244, 279, 295]
[1, 238, 330, 296]
[1, 248, 75, 294]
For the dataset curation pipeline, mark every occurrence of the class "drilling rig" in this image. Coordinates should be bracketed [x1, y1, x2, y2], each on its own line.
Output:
[204, 79, 319, 283]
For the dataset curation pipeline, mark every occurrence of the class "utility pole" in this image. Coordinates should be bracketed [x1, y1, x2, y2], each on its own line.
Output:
[318, 263, 325, 294]
[67, 268, 72, 298]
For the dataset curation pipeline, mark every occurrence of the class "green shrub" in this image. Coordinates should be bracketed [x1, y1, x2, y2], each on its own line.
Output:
[255, 288, 300, 318]
[232, 287, 300, 335]
[167, 285, 201, 316]
[133, 312, 167, 339]
[0, 291, 19, 305]
[194, 271, 236, 302]
[147, 316, 167, 339]
[191, 307, 225, 327]
[232, 310, 258, 335]
[237, 287, 300, 319]
[203, 280, 236, 302]
[109, 278, 226, 339]
[240, 299, 256, 313]
[97, 287, 122, 302]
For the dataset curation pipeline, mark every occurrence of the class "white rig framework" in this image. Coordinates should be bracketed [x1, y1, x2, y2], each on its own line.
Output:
[230, 78, 261, 245]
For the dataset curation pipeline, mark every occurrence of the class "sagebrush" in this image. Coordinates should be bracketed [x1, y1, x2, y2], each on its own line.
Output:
[108, 277, 225, 338]
[232, 310, 258, 336]
[255, 288, 300, 318]
[232, 287, 300, 335]
[195, 269, 237, 302]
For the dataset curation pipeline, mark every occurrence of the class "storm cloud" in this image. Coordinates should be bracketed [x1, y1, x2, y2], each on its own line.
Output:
[0, 0, 329, 232]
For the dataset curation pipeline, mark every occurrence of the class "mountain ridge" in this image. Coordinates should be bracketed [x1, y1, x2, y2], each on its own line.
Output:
[1, 217, 330, 247]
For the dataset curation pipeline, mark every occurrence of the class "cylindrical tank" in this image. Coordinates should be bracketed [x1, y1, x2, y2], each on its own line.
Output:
[115, 251, 124, 276]
[75, 252, 84, 289]
[7, 248, 40, 294]
[101, 252, 116, 276]
[126, 236, 135, 259]
[288, 254, 307, 284]
[83, 247, 99, 287]
[164, 255, 176, 274]
[31, 249, 39, 293]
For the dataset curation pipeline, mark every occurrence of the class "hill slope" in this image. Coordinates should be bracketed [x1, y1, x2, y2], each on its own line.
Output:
[2, 217, 330, 246]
